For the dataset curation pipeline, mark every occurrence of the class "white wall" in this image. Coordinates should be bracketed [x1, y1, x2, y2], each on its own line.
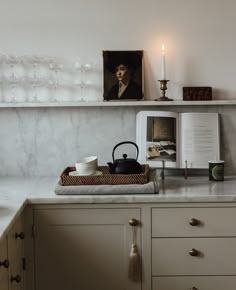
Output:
[0, 0, 236, 176]
[0, 0, 236, 100]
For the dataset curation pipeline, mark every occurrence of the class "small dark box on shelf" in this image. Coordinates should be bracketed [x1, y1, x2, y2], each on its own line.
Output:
[183, 87, 212, 101]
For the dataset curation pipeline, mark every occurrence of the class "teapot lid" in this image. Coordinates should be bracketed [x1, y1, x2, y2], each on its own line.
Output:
[115, 154, 137, 164]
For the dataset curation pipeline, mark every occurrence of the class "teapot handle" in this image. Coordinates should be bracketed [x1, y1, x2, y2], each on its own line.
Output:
[112, 141, 139, 161]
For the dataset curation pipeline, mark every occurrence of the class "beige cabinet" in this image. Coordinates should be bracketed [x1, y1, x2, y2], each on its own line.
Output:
[0, 237, 9, 290]
[5, 202, 236, 290]
[8, 215, 25, 290]
[151, 206, 236, 290]
[34, 208, 141, 290]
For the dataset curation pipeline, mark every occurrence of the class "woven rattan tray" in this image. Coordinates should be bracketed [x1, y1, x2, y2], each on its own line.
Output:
[60, 165, 150, 186]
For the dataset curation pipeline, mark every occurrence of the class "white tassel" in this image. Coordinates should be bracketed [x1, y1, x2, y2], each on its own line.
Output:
[128, 243, 141, 281]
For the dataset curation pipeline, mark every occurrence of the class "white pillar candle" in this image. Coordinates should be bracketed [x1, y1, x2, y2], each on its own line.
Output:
[161, 44, 166, 80]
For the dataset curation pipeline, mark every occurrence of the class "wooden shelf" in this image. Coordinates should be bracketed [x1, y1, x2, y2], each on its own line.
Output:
[0, 99, 235, 108]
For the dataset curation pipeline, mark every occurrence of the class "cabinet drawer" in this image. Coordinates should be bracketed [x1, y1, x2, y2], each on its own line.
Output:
[152, 207, 236, 237]
[152, 238, 236, 276]
[152, 276, 236, 290]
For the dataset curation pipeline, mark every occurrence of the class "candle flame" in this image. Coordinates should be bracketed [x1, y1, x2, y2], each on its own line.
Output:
[162, 44, 165, 55]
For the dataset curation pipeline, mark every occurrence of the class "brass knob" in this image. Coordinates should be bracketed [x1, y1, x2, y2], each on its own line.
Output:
[15, 232, 24, 240]
[189, 218, 199, 226]
[189, 248, 199, 256]
[11, 275, 21, 283]
[129, 218, 138, 226]
[189, 287, 198, 290]
[0, 259, 9, 268]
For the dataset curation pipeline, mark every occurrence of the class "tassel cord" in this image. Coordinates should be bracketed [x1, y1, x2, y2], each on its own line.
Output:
[128, 222, 141, 282]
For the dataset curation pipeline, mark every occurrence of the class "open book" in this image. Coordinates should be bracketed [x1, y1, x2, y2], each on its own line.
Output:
[136, 111, 220, 168]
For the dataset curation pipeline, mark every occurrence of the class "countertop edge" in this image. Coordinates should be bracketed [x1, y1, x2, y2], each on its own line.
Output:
[2, 176, 236, 241]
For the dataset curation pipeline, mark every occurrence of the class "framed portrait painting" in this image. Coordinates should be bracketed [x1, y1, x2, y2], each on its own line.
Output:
[103, 50, 144, 101]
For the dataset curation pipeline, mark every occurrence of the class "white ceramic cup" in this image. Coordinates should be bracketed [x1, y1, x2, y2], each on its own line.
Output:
[75, 156, 98, 175]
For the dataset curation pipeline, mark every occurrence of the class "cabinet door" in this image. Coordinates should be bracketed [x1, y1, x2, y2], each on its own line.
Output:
[34, 208, 141, 290]
[8, 216, 25, 290]
[0, 237, 9, 290]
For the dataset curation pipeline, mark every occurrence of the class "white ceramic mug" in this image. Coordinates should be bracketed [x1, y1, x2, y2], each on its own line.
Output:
[75, 156, 98, 175]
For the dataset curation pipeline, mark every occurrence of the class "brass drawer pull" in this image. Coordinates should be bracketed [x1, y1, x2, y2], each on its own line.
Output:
[129, 218, 139, 227]
[0, 259, 9, 268]
[189, 218, 200, 226]
[15, 232, 24, 240]
[189, 248, 199, 256]
[189, 287, 198, 290]
[11, 275, 21, 283]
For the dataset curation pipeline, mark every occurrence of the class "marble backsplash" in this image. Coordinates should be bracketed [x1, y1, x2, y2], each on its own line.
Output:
[0, 105, 235, 177]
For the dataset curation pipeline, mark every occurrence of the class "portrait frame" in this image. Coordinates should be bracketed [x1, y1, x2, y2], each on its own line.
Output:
[103, 50, 144, 101]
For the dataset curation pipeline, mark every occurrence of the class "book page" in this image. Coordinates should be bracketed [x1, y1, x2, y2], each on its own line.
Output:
[179, 113, 220, 168]
[136, 111, 179, 168]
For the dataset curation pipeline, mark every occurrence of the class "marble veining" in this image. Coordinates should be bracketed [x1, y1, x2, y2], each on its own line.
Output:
[0, 107, 137, 177]
[0, 105, 235, 177]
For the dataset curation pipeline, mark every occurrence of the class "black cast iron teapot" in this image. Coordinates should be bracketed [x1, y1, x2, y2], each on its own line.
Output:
[107, 141, 143, 174]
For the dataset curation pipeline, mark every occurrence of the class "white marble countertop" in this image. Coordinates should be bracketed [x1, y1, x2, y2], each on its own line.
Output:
[1, 176, 236, 240]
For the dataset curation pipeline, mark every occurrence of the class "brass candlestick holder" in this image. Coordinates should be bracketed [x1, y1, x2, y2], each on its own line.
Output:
[155, 80, 173, 101]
